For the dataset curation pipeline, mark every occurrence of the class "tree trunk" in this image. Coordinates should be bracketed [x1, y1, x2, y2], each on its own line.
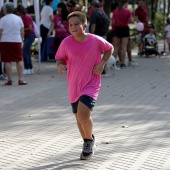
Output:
[163, 0, 166, 16]
[168, 0, 170, 16]
[103, 0, 112, 17]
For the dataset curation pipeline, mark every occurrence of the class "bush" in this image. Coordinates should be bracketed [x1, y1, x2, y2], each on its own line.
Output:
[153, 12, 166, 39]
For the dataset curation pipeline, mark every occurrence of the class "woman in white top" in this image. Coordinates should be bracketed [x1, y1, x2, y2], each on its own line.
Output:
[40, 0, 53, 54]
[0, 2, 27, 85]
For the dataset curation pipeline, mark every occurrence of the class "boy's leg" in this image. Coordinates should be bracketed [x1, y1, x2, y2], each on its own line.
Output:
[77, 101, 95, 160]
[77, 101, 93, 140]
[71, 95, 96, 160]
[75, 114, 85, 139]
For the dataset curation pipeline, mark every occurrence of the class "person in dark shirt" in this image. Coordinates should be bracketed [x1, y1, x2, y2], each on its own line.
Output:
[134, 0, 149, 55]
[89, 0, 107, 39]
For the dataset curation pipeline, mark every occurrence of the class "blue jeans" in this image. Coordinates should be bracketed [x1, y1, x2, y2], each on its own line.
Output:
[23, 34, 35, 69]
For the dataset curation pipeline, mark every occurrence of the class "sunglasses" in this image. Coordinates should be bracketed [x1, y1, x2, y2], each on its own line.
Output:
[67, 4, 74, 7]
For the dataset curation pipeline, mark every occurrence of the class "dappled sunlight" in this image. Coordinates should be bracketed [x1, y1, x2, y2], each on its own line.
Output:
[1, 56, 170, 169]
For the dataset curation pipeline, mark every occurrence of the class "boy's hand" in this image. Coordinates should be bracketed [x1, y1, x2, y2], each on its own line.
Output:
[93, 62, 105, 74]
[57, 64, 67, 76]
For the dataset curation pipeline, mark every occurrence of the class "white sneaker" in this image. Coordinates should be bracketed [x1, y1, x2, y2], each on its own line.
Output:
[30, 68, 34, 74]
[0, 74, 7, 80]
[23, 69, 31, 75]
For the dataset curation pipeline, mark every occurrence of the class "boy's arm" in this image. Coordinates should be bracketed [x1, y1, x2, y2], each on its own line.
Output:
[101, 50, 113, 64]
[56, 59, 67, 76]
[93, 49, 114, 75]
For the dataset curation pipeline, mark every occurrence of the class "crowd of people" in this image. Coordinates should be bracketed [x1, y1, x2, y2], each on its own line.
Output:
[1, 0, 170, 81]
[1, 0, 170, 161]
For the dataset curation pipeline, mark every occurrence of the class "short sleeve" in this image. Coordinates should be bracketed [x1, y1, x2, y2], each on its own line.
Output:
[55, 39, 67, 62]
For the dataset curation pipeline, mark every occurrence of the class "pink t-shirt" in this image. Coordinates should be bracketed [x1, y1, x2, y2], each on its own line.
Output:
[113, 7, 132, 27]
[55, 34, 113, 103]
[53, 14, 70, 38]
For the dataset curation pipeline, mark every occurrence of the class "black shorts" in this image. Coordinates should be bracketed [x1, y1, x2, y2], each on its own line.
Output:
[115, 26, 130, 38]
[71, 95, 96, 113]
[110, 30, 116, 37]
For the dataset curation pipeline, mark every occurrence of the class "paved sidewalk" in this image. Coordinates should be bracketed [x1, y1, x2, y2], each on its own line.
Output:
[0, 43, 170, 170]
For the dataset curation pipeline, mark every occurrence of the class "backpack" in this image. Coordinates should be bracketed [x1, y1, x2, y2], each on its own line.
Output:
[96, 10, 110, 35]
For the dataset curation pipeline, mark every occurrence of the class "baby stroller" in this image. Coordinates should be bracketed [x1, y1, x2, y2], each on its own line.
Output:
[143, 34, 160, 57]
[140, 24, 160, 57]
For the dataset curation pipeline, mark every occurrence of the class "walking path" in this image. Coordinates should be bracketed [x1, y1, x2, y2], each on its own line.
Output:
[0, 42, 170, 170]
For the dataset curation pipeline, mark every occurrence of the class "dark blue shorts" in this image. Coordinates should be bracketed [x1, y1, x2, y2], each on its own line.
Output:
[71, 95, 96, 113]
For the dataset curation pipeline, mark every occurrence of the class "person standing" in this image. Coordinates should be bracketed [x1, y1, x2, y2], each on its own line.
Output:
[66, 0, 77, 14]
[88, 0, 105, 19]
[89, 0, 108, 39]
[165, 17, 170, 53]
[0, 2, 27, 85]
[16, 5, 36, 75]
[40, 0, 53, 54]
[112, 0, 133, 68]
[89, 0, 110, 74]
[111, 4, 138, 67]
[55, 11, 113, 160]
[47, 2, 70, 55]
[0, 6, 7, 81]
[134, 0, 148, 55]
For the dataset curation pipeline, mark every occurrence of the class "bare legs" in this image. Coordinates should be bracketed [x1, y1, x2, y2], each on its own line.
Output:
[168, 43, 170, 53]
[127, 40, 132, 62]
[113, 36, 129, 65]
[5, 61, 25, 82]
[138, 43, 143, 54]
[16, 61, 24, 81]
[75, 101, 93, 140]
[4, 62, 12, 81]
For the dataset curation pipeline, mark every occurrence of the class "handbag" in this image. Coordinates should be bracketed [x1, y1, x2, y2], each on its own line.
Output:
[33, 21, 40, 37]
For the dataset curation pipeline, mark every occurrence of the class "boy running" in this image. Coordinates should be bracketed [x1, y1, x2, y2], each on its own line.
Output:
[55, 11, 113, 160]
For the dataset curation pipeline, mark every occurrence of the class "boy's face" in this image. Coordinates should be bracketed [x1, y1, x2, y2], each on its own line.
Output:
[68, 17, 87, 37]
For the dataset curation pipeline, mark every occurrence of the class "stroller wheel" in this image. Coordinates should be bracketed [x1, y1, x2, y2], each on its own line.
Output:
[145, 53, 149, 58]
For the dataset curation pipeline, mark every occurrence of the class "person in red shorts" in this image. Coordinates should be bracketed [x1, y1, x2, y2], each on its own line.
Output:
[0, 2, 27, 85]
[134, 0, 149, 55]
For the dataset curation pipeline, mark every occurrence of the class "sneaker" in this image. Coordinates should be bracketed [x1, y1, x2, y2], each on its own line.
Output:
[80, 135, 96, 160]
[0, 74, 7, 80]
[120, 63, 126, 69]
[30, 68, 34, 74]
[128, 61, 139, 67]
[23, 69, 31, 75]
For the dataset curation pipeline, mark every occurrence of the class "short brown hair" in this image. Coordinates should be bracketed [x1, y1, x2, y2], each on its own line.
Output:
[67, 11, 87, 25]
[16, 5, 26, 15]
